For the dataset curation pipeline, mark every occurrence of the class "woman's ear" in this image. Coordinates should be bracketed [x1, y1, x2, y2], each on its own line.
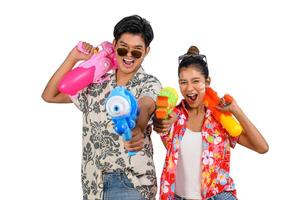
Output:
[112, 39, 116, 47]
[205, 77, 211, 86]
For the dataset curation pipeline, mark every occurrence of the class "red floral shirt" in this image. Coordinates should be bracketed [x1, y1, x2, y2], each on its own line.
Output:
[159, 100, 239, 200]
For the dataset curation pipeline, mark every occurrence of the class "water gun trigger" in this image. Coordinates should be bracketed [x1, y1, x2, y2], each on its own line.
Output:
[94, 74, 109, 83]
[128, 119, 136, 130]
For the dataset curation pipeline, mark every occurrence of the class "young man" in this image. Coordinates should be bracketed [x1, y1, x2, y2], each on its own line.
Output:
[42, 15, 161, 200]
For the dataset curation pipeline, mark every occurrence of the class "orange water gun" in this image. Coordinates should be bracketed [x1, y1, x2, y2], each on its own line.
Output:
[155, 87, 178, 119]
[203, 87, 243, 137]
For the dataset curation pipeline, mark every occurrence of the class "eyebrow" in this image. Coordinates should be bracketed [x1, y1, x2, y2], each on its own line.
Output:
[179, 78, 203, 84]
[179, 77, 202, 81]
[119, 41, 144, 49]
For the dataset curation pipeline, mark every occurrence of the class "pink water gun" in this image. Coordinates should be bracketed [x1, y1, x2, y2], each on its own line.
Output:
[58, 41, 118, 96]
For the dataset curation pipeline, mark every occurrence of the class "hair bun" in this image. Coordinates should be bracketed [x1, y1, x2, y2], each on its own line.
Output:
[187, 46, 199, 55]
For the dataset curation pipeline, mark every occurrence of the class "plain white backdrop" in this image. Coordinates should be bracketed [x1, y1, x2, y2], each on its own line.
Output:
[1, 0, 300, 199]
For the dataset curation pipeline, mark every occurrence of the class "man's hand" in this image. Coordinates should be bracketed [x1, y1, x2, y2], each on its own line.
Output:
[67, 42, 95, 63]
[152, 112, 177, 134]
[124, 127, 144, 152]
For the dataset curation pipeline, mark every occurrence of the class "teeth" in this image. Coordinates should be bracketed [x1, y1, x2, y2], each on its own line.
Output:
[187, 94, 198, 101]
[123, 58, 134, 66]
[124, 58, 134, 62]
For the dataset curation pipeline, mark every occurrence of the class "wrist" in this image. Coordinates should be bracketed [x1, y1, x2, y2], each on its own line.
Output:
[66, 54, 80, 64]
[63, 55, 80, 68]
[231, 105, 243, 118]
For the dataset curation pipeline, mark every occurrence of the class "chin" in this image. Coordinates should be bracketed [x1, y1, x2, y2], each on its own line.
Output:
[120, 65, 139, 74]
[185, 100, 202, 109]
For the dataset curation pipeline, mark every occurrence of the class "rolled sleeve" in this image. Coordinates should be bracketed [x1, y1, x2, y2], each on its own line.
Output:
[70, 87, 89, 112]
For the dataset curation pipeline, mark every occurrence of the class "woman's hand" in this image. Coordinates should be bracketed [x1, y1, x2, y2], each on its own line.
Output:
[152, 112, 177, 134]
[217, 96, 269, 154]
[216, 96, 241, 115]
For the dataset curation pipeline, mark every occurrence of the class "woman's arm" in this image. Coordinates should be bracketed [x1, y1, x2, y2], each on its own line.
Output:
[152, 112, 177, 150]
[220, 100, 269, 154]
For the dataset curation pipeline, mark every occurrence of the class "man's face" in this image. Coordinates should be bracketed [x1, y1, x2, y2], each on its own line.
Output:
[113, 33, 149, 75]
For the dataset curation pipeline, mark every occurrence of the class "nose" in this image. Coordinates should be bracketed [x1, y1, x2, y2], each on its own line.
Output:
[126, 50, 132, 57]
[186, 82, 194, 92]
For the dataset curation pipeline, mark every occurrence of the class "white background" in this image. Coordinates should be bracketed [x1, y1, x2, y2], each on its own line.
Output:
[1, 0, 300, 199]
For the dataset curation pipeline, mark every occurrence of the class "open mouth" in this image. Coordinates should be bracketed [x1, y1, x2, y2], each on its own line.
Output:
[122, 58, 135, 68]
[186, 94, 198, 102]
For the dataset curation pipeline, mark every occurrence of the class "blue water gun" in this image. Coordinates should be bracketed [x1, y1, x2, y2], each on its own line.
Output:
[105, 86, 139, 156]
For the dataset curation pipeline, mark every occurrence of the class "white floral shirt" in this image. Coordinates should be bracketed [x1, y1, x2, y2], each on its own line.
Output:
[72, 67, 162, 200]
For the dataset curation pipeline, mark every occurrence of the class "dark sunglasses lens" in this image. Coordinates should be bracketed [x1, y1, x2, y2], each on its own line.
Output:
[117, 48, 142, 59]
[131, 51, 142, 59]
[117, 48, 128, 56]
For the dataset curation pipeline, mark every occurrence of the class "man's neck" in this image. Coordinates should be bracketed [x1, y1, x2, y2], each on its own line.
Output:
[116, 69, 138, 86]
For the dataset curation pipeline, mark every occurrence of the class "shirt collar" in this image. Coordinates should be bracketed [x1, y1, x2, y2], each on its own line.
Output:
[110, 66, 145, 87]
[177, 99, 212, 119]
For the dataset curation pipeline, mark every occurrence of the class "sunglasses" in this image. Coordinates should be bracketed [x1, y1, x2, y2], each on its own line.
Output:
[178, 54, 208, 66]
[117, 48, 143, 59]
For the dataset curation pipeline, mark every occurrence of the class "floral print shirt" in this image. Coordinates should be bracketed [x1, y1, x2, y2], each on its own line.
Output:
[159, 100, 239, 200]
[71, 67, 162, 200]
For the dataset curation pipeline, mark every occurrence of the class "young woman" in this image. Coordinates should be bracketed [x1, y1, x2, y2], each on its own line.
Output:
[153, 46, 269, 200]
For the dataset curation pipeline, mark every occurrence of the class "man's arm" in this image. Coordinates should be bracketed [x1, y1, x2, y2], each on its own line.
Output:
[41, 43, 94, 103]
[124, 96, 155, 152]
[42, 57, 76, 103]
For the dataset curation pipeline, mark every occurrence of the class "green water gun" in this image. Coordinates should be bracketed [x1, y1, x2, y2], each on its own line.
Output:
[155, 87, 178, 119]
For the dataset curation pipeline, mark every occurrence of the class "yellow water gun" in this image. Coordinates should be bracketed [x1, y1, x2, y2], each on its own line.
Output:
[203, 87, 243, 137]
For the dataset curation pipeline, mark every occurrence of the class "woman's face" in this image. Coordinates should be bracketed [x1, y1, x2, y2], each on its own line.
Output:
[179, 66, 208, 109]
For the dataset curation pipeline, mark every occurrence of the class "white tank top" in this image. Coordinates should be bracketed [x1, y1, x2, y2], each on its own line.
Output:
[175, 128, 202, 200]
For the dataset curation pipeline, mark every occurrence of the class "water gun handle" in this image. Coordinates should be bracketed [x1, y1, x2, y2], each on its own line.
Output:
[114, 121, 137, 156]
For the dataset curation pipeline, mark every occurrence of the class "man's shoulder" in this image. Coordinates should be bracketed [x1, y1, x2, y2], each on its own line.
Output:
[136, 67, 159, 80]
[137, 71, 161, 85]
[84, 80, 112, 97]
[145, 73, 160, 82]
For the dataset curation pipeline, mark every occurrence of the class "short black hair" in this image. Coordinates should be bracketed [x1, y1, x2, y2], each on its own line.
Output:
[113, 15, 154, 47]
